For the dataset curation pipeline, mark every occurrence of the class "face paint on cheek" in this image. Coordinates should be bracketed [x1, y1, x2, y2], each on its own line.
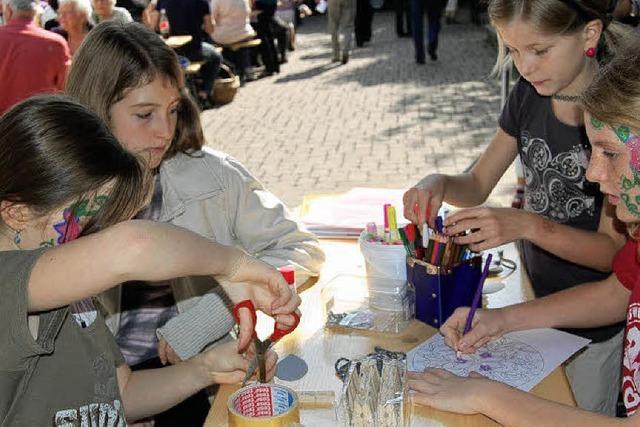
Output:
[620, 172, 640, 218]
[628, 136, 640, 176]
[602, 122, 640, 219]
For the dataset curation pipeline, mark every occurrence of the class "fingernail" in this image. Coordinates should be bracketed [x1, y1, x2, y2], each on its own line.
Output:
[459, 341, 467, 349]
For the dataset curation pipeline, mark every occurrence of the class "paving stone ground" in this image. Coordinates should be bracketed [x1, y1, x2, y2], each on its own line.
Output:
[201, 10, 517, 210]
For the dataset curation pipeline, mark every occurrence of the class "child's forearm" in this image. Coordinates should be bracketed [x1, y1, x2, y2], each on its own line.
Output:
[476, 381, 626, 426]
[523, 214, 619, 272]
[441, 173, 493, 207]
[502, 274, 629, 332]
[118, 360, 212, 422]
[29, 220, 241, 312]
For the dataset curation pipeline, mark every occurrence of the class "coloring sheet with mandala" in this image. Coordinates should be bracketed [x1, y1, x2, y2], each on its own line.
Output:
[407, 329, 590, 391]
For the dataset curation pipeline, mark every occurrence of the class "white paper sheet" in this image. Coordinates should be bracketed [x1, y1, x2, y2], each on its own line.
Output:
[406, 328, 590, 391]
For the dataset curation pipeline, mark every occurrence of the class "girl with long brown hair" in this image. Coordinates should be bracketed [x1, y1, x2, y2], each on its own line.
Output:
[0, 95, 297, 425]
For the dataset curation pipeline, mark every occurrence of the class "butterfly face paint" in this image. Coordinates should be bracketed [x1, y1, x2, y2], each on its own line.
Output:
[45, 194, 108, 247]
[588, 116, 640, 221]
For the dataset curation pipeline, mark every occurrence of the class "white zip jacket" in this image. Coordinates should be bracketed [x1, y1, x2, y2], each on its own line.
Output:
[98, 147, 325, 347]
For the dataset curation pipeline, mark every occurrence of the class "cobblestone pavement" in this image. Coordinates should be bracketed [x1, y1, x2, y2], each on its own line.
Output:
[201, 10, 517, 210]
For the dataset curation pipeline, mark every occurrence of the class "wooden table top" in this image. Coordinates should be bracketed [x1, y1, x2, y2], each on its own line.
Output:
[204, 239, 575, 426]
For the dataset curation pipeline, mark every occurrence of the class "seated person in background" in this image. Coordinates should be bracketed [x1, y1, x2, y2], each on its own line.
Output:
[92, 0, 132, 23]
[0, 0, 70, 114]
[210, 0, 255, 81]
[144, 0, 222, 109]
[210, 0, 255, 45]
[52, 0, 93, 54]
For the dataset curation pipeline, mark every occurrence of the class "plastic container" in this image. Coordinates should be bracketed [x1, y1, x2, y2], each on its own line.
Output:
[322, 275, 415, 334]
[358, 230, 407, 281]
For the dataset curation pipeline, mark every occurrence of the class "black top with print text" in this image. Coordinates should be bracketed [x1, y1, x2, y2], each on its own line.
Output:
[500, 78, 623, 343]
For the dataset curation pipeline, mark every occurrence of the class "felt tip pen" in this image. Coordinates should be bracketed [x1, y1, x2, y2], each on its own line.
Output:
[388, 205, 399, 242]
[422, 223, 429, 248]
[457, 254, 493, 358]
[383, 203, 391, 233]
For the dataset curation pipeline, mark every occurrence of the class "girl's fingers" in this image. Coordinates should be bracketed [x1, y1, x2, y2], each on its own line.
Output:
[426, 367, 453, 379]
[417, 191, 430, 228]
[454, 229, 490, 245]
[408, 378, 438, 394]
[236, 306, 256, 351]
[158, 339, 168, 365]
[272, 292, 301, 316]
[274, 309, 301, 328]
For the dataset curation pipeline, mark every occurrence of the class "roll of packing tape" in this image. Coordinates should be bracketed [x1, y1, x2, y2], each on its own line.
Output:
[228, 384, 300, 427]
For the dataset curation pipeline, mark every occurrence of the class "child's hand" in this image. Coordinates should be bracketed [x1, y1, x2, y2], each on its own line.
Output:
[408, 368, 490, 414]
[158, 337, 182, 365]
[443, 207, 534, 251]
[224, 252, 300, 316]
[403, 174, 446, 228]
[195, 340, 278, 385]
[225, 281, 301, 352]
[440, 307, 507, 354]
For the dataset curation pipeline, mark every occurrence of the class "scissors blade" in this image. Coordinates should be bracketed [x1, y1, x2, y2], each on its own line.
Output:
[258, 349, 266, 383]
[242, 357, 258, 386]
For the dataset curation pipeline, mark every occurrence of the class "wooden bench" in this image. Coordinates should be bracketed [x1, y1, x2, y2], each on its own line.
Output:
[225, 37, 261, 52]
[184, 61, 204, 75]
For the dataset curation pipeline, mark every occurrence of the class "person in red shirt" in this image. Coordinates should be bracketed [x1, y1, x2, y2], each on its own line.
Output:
[406, 41, 640, 424]
[0, 0, 71, 114]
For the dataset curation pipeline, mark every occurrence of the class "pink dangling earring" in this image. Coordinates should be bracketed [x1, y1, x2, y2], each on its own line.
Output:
[585, 47, 596, 58]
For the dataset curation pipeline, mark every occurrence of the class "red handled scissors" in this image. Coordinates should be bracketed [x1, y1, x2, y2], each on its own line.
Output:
[232, 299, 300, 385]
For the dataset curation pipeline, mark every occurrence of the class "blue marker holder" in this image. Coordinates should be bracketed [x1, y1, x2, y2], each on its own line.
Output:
[406, 256, 482, 328]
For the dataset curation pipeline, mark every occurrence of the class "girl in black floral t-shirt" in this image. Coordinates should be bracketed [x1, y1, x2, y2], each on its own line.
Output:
[407, 37, 640, 425]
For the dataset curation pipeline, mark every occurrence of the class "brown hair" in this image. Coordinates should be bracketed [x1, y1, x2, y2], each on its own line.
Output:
[0, 95, 150, 238]
[66, 21, 204, 160]
[582, 40, 640, 131]
[582, 38, 640, 239]
[488, 0, 629, 74]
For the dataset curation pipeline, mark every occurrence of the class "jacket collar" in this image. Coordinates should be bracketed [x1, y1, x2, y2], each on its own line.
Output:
[158, 148, 225, 222]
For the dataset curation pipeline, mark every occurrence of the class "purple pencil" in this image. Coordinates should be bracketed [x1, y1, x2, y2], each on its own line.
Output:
[462, 253, 493, 335]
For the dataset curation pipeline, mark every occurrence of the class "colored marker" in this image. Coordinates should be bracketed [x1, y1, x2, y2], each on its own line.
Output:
[458, 254, 493, 358]
[388, 205, 400, 242]
[422, 223, 430, 248]
[383, 204, 391, 242]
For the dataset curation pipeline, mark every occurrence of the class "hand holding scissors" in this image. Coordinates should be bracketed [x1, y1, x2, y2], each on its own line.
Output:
[232, 299, 300, 385]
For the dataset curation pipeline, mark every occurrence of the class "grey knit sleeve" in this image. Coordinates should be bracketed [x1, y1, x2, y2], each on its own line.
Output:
[156, 292, 235, 361]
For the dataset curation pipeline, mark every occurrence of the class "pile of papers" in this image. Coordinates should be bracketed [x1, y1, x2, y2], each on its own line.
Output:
[299, 187, 406, 238]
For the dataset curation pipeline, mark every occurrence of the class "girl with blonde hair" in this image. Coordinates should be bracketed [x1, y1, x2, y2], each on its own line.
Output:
[410, 40, 640, 424]
[403, 0, 631, 414]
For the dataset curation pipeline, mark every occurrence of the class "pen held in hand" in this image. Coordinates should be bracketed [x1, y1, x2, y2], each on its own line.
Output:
[461, 253, 493, 337]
